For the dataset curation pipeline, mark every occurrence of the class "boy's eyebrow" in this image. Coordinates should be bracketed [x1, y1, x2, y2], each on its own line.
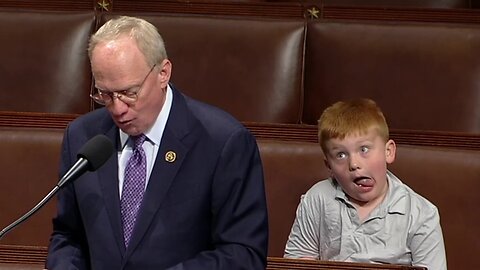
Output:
[357, 139, 374, 144]
[326, 144, 346, 152]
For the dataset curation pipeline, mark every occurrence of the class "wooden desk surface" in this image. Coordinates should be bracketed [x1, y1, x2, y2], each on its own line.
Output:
[267, 257, 426, 270]
[0, 258, 426, 270]
[0, 264, 43, 270]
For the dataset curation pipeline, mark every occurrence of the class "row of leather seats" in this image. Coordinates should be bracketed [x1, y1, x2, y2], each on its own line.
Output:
[1, 127, 479, 269]
[0, 6, 479, 270]
[260, 139, 480, 269]
[1, 9, 479, 133]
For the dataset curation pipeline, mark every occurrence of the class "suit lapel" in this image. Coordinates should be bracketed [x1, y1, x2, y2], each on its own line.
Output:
[96, 122, 126, 256]
[125, 86, 200, 256]
[126, 129, 188, 254]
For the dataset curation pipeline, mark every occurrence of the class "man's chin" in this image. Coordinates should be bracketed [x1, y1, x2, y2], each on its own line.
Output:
[118, 124, 140, 136]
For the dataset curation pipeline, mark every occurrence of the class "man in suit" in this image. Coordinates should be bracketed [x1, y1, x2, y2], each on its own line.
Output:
[46, 16, 268, 270]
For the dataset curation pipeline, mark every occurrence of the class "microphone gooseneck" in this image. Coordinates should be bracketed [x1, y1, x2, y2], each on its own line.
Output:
[0, 134, 114, 240]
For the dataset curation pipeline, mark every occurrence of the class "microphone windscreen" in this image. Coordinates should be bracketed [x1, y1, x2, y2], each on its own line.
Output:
[77, 134, 114, 171]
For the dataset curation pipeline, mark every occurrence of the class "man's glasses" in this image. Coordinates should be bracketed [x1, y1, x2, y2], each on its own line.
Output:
[90, 64, 156, 106]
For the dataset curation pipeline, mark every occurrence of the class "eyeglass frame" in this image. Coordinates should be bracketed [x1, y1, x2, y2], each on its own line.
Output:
[90, 64, 157, 106]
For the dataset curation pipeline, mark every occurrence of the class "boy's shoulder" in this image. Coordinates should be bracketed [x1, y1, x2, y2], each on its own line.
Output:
[301, 178, 339, 205]
[388, 171, 439, 216]
[307, 178, 337, 195]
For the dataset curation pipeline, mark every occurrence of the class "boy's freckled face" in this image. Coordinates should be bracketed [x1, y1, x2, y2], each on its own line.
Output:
[324, 128, 395, 207]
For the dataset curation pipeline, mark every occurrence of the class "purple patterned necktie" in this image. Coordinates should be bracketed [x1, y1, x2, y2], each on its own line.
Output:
[121, 134, 147, 247]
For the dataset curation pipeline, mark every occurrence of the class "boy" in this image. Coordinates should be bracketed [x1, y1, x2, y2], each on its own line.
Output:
[284, 98, 447, 270]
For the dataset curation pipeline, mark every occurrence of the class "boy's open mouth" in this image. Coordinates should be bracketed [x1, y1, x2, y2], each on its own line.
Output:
[354, 176, 374, 187]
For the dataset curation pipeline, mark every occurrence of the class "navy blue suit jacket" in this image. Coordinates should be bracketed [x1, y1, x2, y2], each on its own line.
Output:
[46, 86, 269, 269]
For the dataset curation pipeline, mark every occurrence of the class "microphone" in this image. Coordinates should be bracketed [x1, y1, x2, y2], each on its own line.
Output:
[57, 134, 114, 187]
[0, 134, 114, 240]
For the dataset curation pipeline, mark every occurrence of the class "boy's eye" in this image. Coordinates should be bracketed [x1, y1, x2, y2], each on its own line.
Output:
[336, 152, 347, 159]
[361, 146, 369, 153]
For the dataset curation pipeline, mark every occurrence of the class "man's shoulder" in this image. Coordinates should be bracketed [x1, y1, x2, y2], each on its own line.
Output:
[68, 108, 112, 131]
[73, 107, 109, 121]
[180, 92, 248, 139]
[187, 96, 241, 125]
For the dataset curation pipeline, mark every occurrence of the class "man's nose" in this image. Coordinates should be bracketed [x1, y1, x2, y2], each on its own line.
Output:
[109, 98, 128, 116]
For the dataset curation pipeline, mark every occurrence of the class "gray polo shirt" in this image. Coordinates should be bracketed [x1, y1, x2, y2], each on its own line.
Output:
[284, 171, 447, 270]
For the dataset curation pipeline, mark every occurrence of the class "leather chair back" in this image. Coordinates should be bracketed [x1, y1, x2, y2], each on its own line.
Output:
[0, 10, 95, 114]
[100, 13, 306, 123]
[303, 20, 480, 133]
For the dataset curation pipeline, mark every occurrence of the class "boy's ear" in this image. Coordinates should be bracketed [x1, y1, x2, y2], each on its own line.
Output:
[385, 139, 396, 164]
[324, 158, 334, 178]
[324, 158, 331, 170]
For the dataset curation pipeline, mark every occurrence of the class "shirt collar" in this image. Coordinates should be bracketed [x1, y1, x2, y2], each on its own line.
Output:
[383, 170, 408, 215]
[334, 170, 408, 216]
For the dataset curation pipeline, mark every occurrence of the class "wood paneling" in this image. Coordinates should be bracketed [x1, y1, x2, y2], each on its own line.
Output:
[322, 6, 480, 23]
[110, 0, 304, 18]
[0, 0, 92, 11]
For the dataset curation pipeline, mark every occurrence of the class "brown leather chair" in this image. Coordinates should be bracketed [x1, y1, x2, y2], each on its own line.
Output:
[0, 127, 64, 246]
[390, 145, 480, 270]
[100, 13, 306, 124]
[0, 10, 95, 114]
[303, 20, 480, 134]
[259, 139, 480, 269]
[258, 139, 328, 256]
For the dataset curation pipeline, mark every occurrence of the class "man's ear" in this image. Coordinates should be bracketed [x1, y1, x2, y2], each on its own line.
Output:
[385, 139, 396, 164]
[158, 59, 172, 88]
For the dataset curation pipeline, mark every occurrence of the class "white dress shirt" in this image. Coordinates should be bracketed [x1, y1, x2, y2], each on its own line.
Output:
[117, 85, 173, 197]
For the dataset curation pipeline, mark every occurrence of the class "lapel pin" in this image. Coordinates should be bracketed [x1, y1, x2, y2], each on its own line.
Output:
[165, 151, 176, 163]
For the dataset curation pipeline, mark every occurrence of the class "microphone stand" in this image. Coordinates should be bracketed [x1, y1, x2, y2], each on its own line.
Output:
[0, 185, 60, 240]
[0, 158, 89, 240]
[0, 134, 113, 240]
